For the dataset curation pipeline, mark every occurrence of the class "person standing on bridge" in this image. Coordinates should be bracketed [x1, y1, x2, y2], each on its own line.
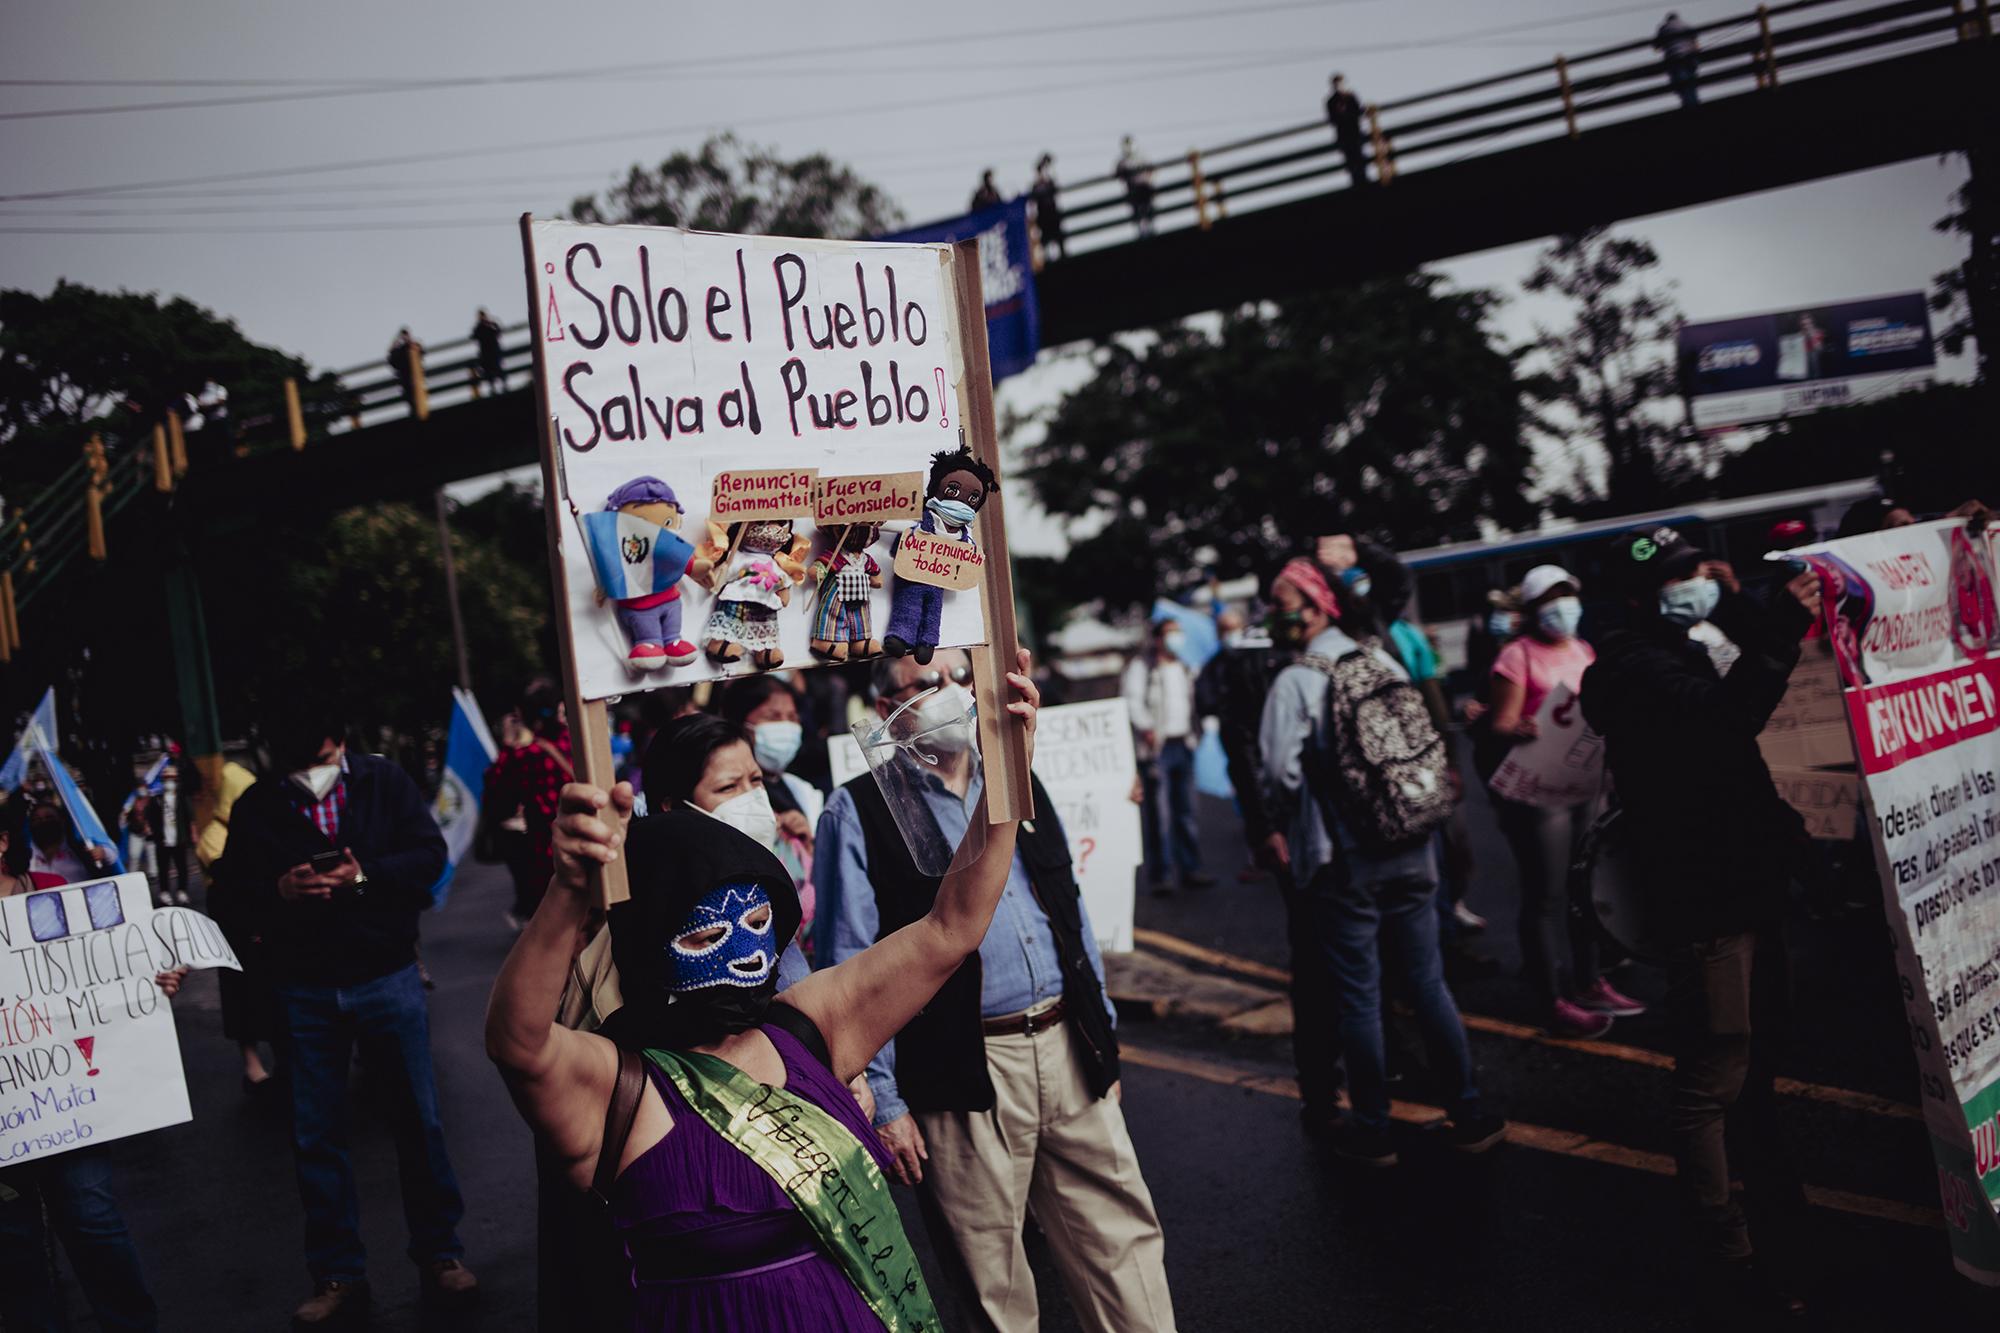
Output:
[471, 308, 505, 393]
[1115, 135, 1156, 238]
[971, 168, 1003, 212]
[1031, 152, 1065, 260]
[387, 327, 419, 408]
[1324, 72, 1369, 188]
[1655, 12, 1701, 108]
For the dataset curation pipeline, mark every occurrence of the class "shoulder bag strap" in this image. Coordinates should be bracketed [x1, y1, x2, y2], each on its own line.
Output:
[533, 737, 576, 781]
[590, 1046, 647, 1207]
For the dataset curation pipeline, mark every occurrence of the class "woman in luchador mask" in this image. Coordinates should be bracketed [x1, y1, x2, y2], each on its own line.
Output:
[487, 651, 1040, 1331]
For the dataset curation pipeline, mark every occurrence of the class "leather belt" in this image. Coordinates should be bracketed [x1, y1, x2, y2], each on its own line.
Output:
[982, 998, 1065, 1038]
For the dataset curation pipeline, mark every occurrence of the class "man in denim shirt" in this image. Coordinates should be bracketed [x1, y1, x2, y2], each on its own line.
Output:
[817, 650, 1176, 1332]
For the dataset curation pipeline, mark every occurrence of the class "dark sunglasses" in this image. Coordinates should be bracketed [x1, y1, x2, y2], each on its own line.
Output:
[886, 663, 973, 698]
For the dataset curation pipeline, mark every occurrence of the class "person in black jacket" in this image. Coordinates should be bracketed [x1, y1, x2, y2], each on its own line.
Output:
[227, 706, 476, 1326]
[1580, 526, 1822, 1313]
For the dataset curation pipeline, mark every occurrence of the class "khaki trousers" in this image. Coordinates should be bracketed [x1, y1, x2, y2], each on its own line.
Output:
[914, 1018, 1176, 1333]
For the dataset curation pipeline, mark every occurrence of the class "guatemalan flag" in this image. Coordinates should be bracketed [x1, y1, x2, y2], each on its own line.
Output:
[36, 745, 124, 872]
[430, 688, 497, 906]
[581, 512, 696, 602]
[0, 687, 58, 791]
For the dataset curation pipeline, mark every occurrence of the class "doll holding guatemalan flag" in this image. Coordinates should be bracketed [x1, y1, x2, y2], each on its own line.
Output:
[582, 478, 699, 673]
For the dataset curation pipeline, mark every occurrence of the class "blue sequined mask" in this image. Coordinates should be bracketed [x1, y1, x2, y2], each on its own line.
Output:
[666, 883, 776, 992]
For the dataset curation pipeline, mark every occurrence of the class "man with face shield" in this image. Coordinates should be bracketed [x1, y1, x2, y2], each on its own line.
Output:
[489, 654, 1045, 1331]
[1580, 527, 1823, 1316]
[815, 649, 1175, 1333]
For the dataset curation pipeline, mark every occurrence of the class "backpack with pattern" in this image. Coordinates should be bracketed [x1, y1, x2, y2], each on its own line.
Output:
[1299, 647, 1453, 850]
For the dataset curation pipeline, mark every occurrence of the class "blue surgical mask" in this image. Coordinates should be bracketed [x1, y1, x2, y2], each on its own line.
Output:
[1658, 577, 1720, 627]
[927, 497, 977, 528]
[1340, 567, 1373, 599]
[1487, 610, 1518, 639]
[666, 882, 776, 992]
[1537, 597, 1583, 639]
[751, 721, 803, 773]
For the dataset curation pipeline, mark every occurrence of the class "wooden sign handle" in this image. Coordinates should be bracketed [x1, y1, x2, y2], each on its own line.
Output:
[520, 213, 629, 907]
[947, 238, 1034, 825]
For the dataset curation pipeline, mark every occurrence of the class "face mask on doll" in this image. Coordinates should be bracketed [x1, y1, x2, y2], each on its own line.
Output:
[1536, 597, 1583, 639]
[1658, 576, 1720, 627]
[927, 497, 978, 529]
[696, 786, 780, 851]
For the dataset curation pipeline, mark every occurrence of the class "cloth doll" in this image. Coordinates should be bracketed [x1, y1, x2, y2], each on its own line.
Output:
[808, 523, 884, 662]
[884, 449, 997, 665]
[697, 520, 812, 669]
[581, 477, 698, 671]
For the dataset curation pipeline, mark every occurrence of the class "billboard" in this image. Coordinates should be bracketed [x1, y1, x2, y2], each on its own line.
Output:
[1679, 292, 1935, 431]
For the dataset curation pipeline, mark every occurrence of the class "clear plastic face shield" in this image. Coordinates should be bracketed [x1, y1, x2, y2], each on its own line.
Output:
[850, 675, 987, 876]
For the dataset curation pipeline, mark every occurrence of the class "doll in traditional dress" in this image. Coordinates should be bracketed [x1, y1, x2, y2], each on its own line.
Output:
[807, 523, 884, 662]
[695, 520, 812, 669]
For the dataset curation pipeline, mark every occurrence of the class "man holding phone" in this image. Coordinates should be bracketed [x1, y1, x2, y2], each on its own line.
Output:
[228, 704, 476, 1327]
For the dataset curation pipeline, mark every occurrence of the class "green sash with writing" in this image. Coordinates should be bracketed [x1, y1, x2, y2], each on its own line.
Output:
[644, 1048, 938, 1333]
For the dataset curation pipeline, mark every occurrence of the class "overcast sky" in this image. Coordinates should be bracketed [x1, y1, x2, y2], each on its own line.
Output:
[2, 0, 1971, 543]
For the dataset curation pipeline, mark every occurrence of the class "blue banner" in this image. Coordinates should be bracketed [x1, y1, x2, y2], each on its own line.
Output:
[430, 688, 498, 906]
[883, 199, 1040, 381]
[0, 688, 58, 791]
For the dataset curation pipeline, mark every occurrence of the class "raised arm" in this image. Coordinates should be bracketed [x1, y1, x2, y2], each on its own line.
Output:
[781, 651, 1039, 1084]
[483, 782, 630, 1184]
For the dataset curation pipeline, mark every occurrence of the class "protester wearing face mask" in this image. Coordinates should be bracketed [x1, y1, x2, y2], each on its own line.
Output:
[1580, 527, 1823, 1317]
[816, 650, 1174, 1333]
[226, 704, 474, 1325]
[720, 677, 823, 943]
[1488, 565, 1642, 1038]
[489, 651, 1043, 1332]
[1120, 618, 1212, 894]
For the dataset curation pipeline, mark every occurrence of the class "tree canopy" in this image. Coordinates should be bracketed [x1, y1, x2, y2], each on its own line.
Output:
[0, 280, 347, 490]
[569, 133, 904, 239]
[1018, 272, 1541, 612]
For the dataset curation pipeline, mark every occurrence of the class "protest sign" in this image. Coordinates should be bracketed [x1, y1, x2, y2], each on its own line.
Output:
[1795, 519, 2000, 1282]
[522, 222, 1028, 902]
[1486, 683, 1605, 809]
[814, 472, 923, 526]
[0, 875, 240, 1166]
[827, 698, 1141, 953]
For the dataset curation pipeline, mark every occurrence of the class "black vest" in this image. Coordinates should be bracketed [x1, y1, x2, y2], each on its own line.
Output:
[844, 771, 1119, 1113]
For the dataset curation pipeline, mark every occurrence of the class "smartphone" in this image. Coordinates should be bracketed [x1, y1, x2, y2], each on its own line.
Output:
[308, 849, 347, 876]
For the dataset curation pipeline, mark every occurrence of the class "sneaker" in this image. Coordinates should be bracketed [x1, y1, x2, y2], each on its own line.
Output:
[420, 1258, 478, 1304]
[1437, 1112, 1508, 1153]
[292, 1279, 370, 1327]
[174, 889, 192, 906]
[662, 639, 699, 667]
[1452, 901, 1488, 931]
[626, 641, 667, 669]
[1551, 998, 1615, 1039]
[1328, 1119, 1399, 1168]
[1578, 976, 1647, 1018]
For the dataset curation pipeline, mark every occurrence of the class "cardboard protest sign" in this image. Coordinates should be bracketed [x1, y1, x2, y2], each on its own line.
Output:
[893, 528, 984, 591]
[0, 875, 240, 1166]
[521, 221, 991, 702]
[814, 472, 923, 526]
[1486, 683, 1605, 809]
[828, 699, 1141, 954]
[1795, 520, 2000, 1281]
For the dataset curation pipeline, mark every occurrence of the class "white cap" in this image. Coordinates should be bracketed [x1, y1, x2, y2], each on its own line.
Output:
[1519, 564, 1579, 604]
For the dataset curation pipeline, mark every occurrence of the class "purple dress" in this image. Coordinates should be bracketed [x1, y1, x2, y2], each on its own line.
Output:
[611, 1023, 896, 1331]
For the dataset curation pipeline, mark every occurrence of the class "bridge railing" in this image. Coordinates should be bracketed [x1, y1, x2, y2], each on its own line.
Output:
[1045, 0, 1975, 250]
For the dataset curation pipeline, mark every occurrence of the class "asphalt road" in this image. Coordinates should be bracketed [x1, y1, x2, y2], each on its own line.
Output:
[57, 775, 2000, 1332]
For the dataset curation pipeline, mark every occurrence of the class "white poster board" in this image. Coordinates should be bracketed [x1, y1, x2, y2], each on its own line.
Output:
[826, 699, 1142, 953]
[1486, 683, 1605, 809]
[1793, 520, 2000, 1281]
[523, 222, 989, 701]
[0, 875, 240, 1165]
